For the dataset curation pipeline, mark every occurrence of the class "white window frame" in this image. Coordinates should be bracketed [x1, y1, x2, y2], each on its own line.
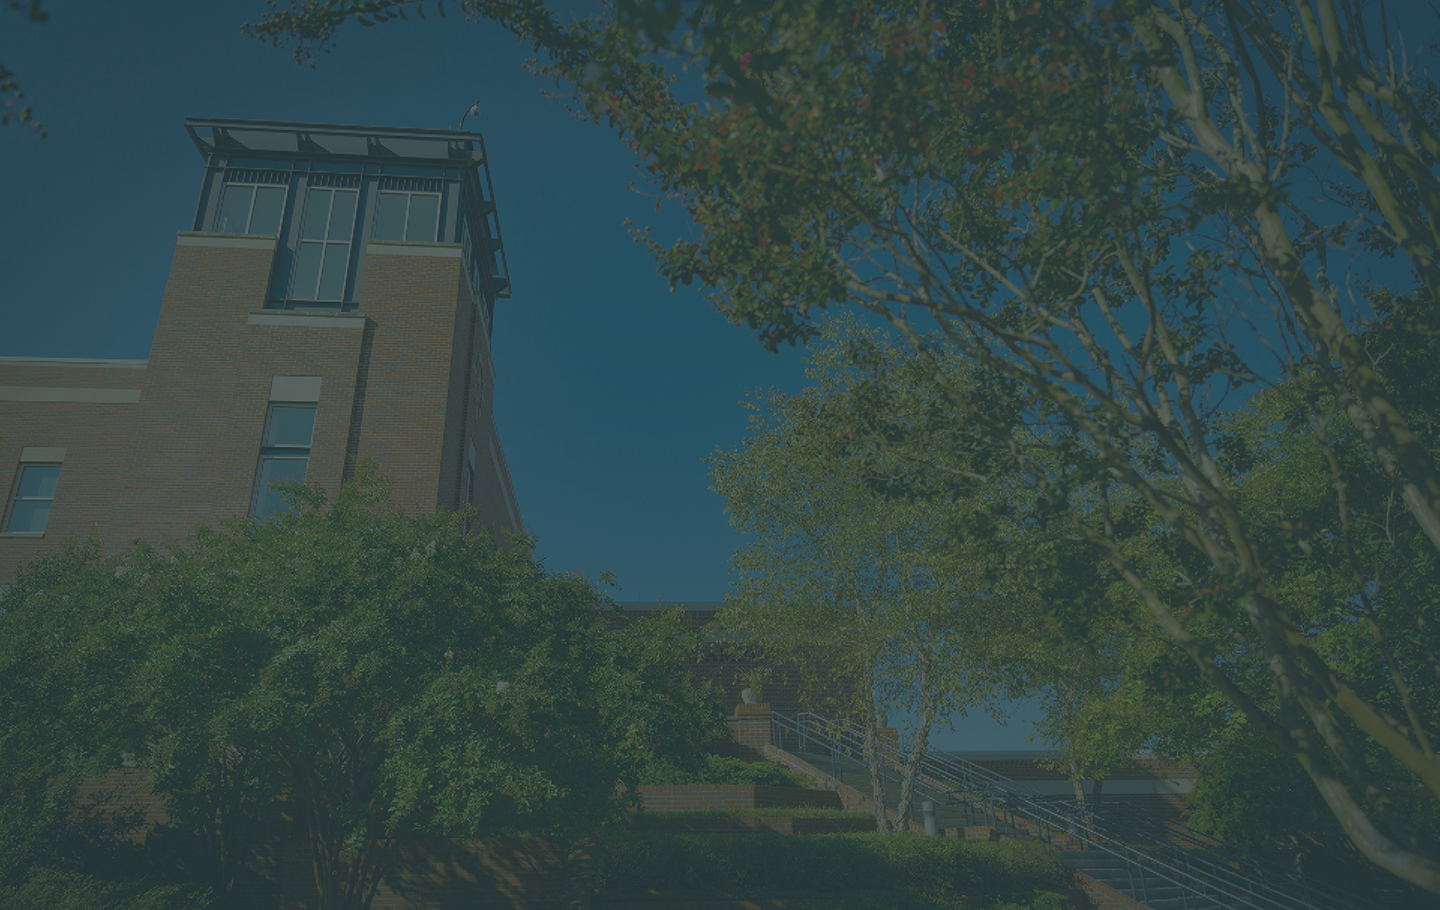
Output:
[4, 462, 62, 534]
[250, 403, 317, 519]
[292, 187, 358, 302]
[374, 189, 441, 243]
[217, 181, 288, 235]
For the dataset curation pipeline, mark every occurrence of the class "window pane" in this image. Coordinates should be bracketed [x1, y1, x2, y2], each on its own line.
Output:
[292, 242, 324, 299]
[266, 405, 316, 447]
[250, 186, 286, 236]
[5, 499, 50, 533]
[301, 188, 332, 241]
[328, 190, 358, 240]
[254, 457, 309, 518]
[405, 194, 440, 242]
[317, 244, 348, 300]
[16, 464, 61, 499]
[217, 185, 254, 234]
[374, 192, 408, 242]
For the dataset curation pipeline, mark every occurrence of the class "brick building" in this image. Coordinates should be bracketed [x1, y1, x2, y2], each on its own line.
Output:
[0, 117, 855, 739]
[0, 118, 521, 581]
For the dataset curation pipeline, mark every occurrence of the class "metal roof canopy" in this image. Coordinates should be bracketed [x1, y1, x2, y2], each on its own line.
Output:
[185, 117, 511, 300]
[185, 117, 487, 163]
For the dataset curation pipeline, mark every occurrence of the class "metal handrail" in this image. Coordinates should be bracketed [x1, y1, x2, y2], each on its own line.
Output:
[770, 710, 1386, 910]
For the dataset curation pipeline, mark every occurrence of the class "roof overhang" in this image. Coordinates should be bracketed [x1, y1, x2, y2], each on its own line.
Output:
[185, 117, 486, 165]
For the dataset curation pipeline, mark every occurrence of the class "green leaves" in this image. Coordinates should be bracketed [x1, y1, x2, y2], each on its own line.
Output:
[0, 465, 727, 907]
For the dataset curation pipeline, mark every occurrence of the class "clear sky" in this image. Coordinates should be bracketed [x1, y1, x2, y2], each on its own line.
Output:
[0, 1, 1044, 749]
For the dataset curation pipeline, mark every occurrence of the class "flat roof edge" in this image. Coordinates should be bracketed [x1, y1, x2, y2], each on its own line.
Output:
[0, 356, 149, 366]
[186, 117, 484, 142]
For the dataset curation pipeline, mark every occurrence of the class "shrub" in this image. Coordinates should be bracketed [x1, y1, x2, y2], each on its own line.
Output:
[590, 831, 1071, 899]
[0, 867, 213, 910]
[639, 754, 815, 789]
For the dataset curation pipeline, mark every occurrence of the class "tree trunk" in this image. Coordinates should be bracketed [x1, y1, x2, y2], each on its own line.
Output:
[863, 694, 889, 833]
[892, 645, 939, 836]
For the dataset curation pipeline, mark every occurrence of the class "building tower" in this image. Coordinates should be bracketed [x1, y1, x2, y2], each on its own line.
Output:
[0, 118, 521, 582]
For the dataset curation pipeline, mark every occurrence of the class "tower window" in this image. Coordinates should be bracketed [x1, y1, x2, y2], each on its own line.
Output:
[291, 188, 358, 301]
[251, 404, 316, 519]
[4, 463, 61, 533]
[374, 190, 441, 243]
[217, 182, 287, 235]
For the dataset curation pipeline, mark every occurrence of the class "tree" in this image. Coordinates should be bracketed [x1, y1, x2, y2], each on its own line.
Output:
[0, 466, 728, 910]
[2, 0, 48, 137]
[827, 296, 1440, 875]
[707, 313, 1030, 834]
[248, 0, 1440, 890]
[802, 314, 1187, 820]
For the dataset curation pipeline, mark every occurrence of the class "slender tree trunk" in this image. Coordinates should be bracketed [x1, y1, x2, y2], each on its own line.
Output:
[863, 692, 890, 833]
[893, 643, 938, 835]
[1060, 685, 1088, 814]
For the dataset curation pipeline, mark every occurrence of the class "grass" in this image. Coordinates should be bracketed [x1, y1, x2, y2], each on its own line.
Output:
[590, 829, 1079, 910]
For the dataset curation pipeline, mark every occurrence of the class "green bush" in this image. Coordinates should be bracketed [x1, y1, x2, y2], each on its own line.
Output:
[786, 892, 1070, 910]
[0, 867, 214, 910]
[639, 754, 816, 789]
[643, 807, 873, 819]
[591, 831, 1071, 900]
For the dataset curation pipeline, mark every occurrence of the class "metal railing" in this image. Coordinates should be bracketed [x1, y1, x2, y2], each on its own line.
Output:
[770, 710, 1386, 910]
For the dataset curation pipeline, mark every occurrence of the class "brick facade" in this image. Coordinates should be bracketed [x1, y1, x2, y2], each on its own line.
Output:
[0, 120, 523, 585]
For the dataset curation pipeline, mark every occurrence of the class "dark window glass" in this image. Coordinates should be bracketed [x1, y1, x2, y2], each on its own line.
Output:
[374, 192, 408, 242]
[253, 404, 317, 519]
[253, 456, 309, 519]
[250, 186, 286, 236]
[329, 190, 357, 239]
[317, 249, 347, 301]
[293, 188, 356, 301]
[5, 464, 61, 533]
[292, 243, 324, 299]
[406, 194, 439, 241]
[218, 186, 254, 233]
[265, 405, 316, 447]
[301, 188, 332, 241]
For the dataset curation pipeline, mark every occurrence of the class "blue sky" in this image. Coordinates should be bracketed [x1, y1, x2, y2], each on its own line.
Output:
[0, 1, 1044, 749]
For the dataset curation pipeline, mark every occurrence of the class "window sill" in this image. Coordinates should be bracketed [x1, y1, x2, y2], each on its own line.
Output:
[0, 532, 45, 538]
[367, 240, 462, 259]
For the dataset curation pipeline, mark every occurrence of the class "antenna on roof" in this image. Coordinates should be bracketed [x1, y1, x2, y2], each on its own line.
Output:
[458, 101, 482, 131]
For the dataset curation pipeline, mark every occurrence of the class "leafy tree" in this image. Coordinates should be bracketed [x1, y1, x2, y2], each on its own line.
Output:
[2, 0, 48, 136]
[0, 466, 728, 910]
[707, 314, 1031, 834]
[248, 0, 1440, 889]
[0, 536, 155, 886]
[801, 315, 1187, 818]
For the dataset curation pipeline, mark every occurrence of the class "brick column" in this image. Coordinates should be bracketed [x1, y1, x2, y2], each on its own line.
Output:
[727, 703, 773, 760]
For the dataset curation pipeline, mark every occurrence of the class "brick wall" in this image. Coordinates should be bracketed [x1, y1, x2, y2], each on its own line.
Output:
[353, 249, 466, 518]
[1, 235, 524, 586]
[0, 360, 146, 580]
[114, 237, 364, 547]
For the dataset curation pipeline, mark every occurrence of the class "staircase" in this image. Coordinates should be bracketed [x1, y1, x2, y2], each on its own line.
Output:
[768, 711, 1388, 910]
